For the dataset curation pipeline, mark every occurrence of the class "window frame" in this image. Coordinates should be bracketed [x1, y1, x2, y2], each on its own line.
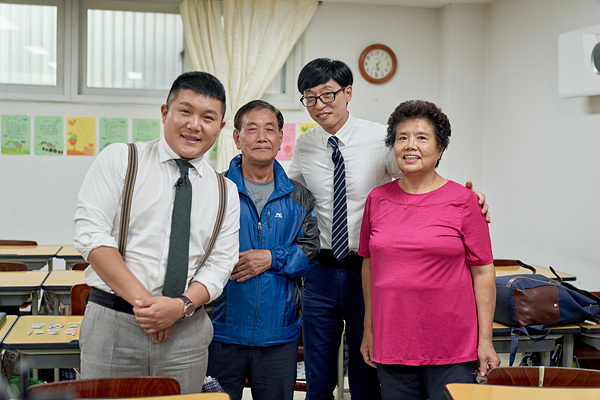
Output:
[72, 0, 183, 104]
[0, 0, 70, 101]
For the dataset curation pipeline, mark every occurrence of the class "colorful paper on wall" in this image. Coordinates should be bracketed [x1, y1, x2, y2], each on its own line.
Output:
[1, 115, 30, 155]
[208, 136, 219, 160]
[299, 123, 318, 135]
[133, 119, 161, 142]
[99, 118, 128, 152]
[34, 116, 64, 155]
[276, 123, 296, 161]
[66, 117, 96, 156]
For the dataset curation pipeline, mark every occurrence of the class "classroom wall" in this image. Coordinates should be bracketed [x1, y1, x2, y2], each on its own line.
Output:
[484, 0, 600, 289]
[1, 0, 599, 289]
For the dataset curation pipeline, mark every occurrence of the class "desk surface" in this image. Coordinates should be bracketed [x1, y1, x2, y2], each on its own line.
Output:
[494, 264, 576, 281]
[0, 314, 18, 342]
[42, 270, 85, 290]
[493, 321, 581, 336]
[445, 383, 600, 400]
[1, 315, 82, 350]
[56, 245, 83, 258]
[0, 271, 49, 290]
[0, 245, 62, 258]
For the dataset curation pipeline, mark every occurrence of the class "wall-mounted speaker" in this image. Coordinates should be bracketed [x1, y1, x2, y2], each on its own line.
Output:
[558, 23, 600, 98]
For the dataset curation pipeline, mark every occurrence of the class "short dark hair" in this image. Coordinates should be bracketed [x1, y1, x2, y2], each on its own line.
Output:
[165, 71, 226, 118]
[234, 100, 284, 132]
[385, 100, 451, 168]
[298, 58, 353, 94]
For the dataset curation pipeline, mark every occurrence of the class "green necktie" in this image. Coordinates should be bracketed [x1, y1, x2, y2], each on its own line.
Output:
[163, 159, 193, 298]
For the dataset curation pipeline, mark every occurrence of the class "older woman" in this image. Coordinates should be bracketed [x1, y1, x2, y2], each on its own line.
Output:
[358, 100, 500, 400]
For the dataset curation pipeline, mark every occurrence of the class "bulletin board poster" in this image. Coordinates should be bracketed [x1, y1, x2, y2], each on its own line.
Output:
[133, 119, 161, 142]
[276, 123, 296, 161]
[1, 115, 30, 155]
[299, 123, 318, 135]
[66, 117, 96, 156]
[99, 117, 128, 152]
[34, 116, 64, 155]
[208, 136, 219, 161]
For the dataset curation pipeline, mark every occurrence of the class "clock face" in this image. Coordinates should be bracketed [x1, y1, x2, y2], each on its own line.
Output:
[363, 48, 393, 80]
[359, 44, 397, 84]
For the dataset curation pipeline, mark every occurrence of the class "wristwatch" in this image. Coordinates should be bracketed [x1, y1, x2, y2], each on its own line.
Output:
[179, 295, 196, 318]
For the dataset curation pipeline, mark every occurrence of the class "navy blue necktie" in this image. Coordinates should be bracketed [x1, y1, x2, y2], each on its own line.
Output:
[328, 136, 349, 260]
[163, 159, 193, 298]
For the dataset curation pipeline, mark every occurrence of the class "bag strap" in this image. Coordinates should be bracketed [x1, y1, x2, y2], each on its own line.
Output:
[509, 325, 550, 366]
[187, 170, 228, 285]
[118, 143, 138, 257]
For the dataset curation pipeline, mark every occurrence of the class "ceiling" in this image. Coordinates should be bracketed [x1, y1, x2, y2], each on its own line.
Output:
[319, 0, 494, 9]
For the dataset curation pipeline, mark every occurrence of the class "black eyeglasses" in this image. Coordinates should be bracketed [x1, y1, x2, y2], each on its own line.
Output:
[300, 86, 347, 107]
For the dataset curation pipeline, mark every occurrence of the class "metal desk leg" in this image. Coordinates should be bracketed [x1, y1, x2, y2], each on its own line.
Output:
[48, 258, 53, 271]
[31, 291, 39, 315]
[53, 294, 60, 315]
[337, 334, 344, 399]
[562, 334, 574, 367]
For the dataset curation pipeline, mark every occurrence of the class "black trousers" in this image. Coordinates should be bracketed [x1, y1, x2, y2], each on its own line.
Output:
[207, 339, 299, 400]
[376, 361, 478, 400]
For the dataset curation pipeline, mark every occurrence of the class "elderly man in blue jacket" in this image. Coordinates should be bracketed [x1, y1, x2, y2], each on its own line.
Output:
[207, 100, 320, 400]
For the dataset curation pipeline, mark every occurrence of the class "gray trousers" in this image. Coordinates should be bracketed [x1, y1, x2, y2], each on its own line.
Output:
[80, 301, 213, 394]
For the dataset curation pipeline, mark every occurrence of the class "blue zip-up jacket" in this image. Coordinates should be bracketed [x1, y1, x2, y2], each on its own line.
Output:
[211, 155, 320, 346]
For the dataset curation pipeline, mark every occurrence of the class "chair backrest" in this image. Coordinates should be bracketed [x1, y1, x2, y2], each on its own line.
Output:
[72, 262, 90, 271]
[27, 376, 181, 398]
[487, 366, 600, 387]
[0, 240, 38, 246]
[0, 262, 28, 271]
[70, 283, 92, 316]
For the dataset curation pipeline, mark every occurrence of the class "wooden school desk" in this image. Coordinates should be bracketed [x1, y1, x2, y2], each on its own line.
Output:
[1, 315, 82, 380]
[577, 321, 600, 351]
[444, 383, 600, 400]
[0, 245, 62, 271]
[494, 263, 576, 281]
[0, 313, 18, 343]
[0, 271, 48, 315]
[56, 245, 85, 269]
[492, 321, 580, 367]
[41, 270, 86, 315]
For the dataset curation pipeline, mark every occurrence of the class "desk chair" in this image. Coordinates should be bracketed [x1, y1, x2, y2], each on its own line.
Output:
[72, 262, 90, 270]
[70, 283, 91, 316]
[487, 366, 600, 387]
[0, 262, 27, 271]
[0, 240, 38, 246]
[0, 262, 31, 315]
[27, 376, 181, 398]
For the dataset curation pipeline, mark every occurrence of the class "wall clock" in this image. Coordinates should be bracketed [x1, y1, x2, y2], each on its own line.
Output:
[358, 44, 397, 84]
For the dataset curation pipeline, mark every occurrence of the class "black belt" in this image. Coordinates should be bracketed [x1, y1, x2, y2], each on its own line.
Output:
[88, 287, 134, 315]
[317, 249, 363, 270]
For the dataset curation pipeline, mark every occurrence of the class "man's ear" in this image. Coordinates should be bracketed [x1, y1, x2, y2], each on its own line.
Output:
[233, 129, 241, 150]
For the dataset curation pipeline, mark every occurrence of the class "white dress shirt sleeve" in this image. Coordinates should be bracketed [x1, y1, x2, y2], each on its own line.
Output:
[74, 144, 127, 260]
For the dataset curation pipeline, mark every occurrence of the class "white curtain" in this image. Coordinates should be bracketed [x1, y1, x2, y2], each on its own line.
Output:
[180, 0, 318, 172]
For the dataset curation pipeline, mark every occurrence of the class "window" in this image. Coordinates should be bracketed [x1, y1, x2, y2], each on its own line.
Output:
[0, 0, 66, 100]
[262, 40, 303, 110]
[78, 0, 184, 102]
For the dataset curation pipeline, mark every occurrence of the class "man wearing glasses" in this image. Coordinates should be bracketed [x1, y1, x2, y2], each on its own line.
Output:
[288, 58, 395, 400]
[288, 58, 489, 400]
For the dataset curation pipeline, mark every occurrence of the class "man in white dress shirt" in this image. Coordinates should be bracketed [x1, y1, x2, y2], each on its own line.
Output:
[288, 58, 489, 400]
[74, 71, 240, 394]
